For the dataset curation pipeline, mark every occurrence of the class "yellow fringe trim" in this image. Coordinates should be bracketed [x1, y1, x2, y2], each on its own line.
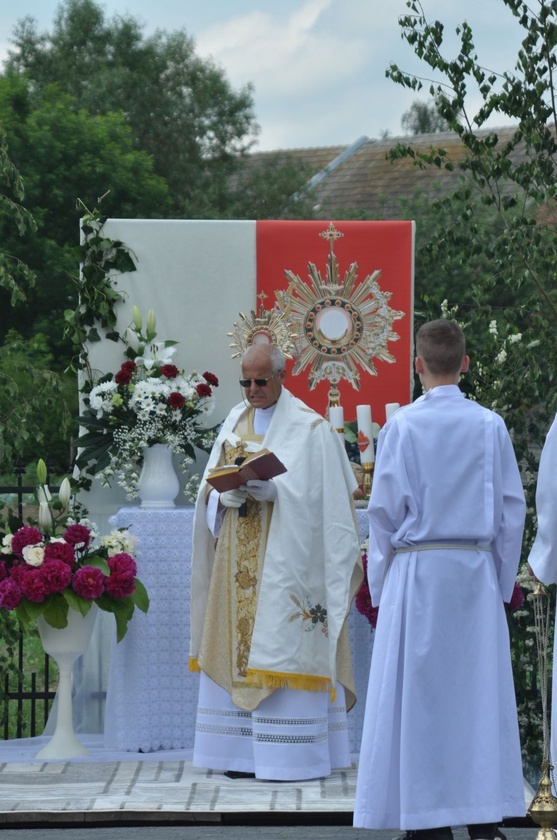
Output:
[189, 657, 201, 672]
[245, 668, 336, 703]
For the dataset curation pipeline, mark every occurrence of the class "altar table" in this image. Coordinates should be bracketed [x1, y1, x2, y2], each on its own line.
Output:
[103, 506, 373, 754]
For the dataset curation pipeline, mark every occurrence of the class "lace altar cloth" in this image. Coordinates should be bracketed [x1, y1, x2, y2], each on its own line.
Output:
[103, 506, 373, 753]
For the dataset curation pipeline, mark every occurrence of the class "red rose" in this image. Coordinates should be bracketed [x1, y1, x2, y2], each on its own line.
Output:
[196, 383, 212, 398]
[161, 364, 179, 379]
[168, 392, 185, 409]
[203, 371, 219, 387]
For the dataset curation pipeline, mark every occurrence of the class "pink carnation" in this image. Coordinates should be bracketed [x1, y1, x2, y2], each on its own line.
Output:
[63, 524, 91, 551]
[105, 572, 136, 598]
[506, 582, 525, 613]
[107, 553, 137, 576]
[355, 551, 379, 629]
[0, 577, 23, 609]
[19, 569, 49, 603]
[44, 540, 76, 567]
[11, 526, 43, 557]
[72, 566, 105, 599]
[40, 559, 72, 594]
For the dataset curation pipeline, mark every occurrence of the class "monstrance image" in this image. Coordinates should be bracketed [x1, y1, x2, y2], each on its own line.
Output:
[275, 222, 405, 406]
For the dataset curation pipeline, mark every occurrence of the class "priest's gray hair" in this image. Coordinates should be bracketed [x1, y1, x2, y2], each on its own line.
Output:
[241, 343, 286, 375]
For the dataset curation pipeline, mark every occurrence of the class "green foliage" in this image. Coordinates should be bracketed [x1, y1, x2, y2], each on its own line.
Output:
[0, 331, 71, 472]
[401, 99, 450, 134]
[0, 125, 36, 307]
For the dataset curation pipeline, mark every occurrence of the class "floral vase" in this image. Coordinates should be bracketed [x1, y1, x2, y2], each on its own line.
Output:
[35, 605, 98, 759]
[137, 443, 180, 508]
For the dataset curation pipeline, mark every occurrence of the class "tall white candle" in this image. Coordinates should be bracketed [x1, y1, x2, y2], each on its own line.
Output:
[329, 406, 345, 441]
[356, 404, 375, 464]
[385, 402, 400, 421]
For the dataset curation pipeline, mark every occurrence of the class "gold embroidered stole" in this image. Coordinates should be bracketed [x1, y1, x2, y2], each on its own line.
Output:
[197, 409, 274, 711]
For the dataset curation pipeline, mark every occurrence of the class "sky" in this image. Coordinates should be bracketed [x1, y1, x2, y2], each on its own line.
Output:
[0, 0, 526, 151]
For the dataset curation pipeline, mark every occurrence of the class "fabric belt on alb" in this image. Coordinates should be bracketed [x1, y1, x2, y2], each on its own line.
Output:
[393, 543, 492, 554]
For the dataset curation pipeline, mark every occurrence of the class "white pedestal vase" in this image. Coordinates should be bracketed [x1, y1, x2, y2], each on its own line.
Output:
[35, 605, 99, 759]
[137, 444, 180, 508]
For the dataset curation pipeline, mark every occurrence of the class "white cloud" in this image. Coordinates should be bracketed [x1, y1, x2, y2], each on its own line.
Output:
[196, 0, 369, 100]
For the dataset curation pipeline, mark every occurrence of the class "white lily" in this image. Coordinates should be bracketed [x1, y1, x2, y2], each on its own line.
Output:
[137, 342, 177, 371]
[58, 477, 72, 509]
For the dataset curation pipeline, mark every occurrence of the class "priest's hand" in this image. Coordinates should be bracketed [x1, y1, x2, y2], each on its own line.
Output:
[219, 488, 248, 508]
[243, 479, 277, 503]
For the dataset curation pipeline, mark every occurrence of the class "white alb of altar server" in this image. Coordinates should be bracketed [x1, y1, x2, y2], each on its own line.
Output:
[528, 413, 557, 783]
[354, 322, 526, 833]
[189, 344, 363, 781]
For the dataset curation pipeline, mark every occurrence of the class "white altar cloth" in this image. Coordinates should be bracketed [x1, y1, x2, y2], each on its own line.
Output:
[103, 507, 199, 752]
[92, 507, 372, 754]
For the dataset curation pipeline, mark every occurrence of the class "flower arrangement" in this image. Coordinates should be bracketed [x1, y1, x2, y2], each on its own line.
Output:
[76, 306, 219, 498]
[0, 460, 148, 641]
[355, 541, 379, 629]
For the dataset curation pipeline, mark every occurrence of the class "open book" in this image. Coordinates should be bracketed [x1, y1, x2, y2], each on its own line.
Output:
[206, 448, 287, 493]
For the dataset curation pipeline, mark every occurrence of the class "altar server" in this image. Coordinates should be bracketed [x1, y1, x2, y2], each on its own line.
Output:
[354, 319, 526, 840]
[190, 342, 362, 781]
[527, 413, 557, 782]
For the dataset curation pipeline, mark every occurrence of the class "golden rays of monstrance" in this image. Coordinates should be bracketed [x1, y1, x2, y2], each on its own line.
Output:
[275, 223, 405, 394]
[227, 223, 405, 402]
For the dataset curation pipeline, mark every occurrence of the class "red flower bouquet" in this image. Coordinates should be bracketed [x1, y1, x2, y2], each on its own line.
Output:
[0, 460, 148, 641]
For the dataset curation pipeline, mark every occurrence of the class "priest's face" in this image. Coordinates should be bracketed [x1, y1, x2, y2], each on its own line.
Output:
[241, 347, 285, 409]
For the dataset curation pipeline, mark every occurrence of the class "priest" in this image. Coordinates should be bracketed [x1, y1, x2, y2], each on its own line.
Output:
[189, 342, 362, 781]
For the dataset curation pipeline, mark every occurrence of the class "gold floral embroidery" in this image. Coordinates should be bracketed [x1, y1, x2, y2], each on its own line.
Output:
[234, 497, 262, 677]
[289, 593, 329, 638]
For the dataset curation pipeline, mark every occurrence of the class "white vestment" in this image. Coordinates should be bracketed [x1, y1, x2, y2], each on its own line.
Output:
[354, 385, 526, 830]
[527, 413, 557, 781]
[190, 387, 362, 779]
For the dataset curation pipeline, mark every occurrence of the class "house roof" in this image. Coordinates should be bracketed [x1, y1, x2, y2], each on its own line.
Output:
[247, 125, 527, 218]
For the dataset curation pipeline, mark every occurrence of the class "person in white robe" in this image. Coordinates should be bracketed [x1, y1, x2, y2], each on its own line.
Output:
[527, 413, 557, 782]
[190, 342, 362, 781]
[353, 319, 526, 840]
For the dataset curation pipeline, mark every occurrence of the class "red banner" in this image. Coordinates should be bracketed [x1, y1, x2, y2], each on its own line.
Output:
[256, 220, 414, 426]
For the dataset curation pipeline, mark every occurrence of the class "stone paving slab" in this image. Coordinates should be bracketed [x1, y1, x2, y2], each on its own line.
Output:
[0, 734, 540, 833]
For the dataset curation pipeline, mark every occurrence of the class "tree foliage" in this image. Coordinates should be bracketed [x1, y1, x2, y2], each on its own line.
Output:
[401, 99, 450, 134]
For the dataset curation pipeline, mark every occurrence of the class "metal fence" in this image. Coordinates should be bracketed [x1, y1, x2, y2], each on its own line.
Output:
[0, 457, 61, 739]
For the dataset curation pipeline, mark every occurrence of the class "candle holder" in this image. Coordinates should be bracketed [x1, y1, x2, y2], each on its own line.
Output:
[362, 462, 374, 497]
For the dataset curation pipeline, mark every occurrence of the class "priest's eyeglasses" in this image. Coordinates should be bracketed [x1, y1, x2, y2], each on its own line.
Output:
[239, 376, 274, 388]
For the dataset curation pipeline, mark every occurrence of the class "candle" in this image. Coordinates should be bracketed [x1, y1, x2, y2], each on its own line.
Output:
[329, 406, 345, 441]
[385, 402, 400, 421]
[356, 404, 375, 464]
